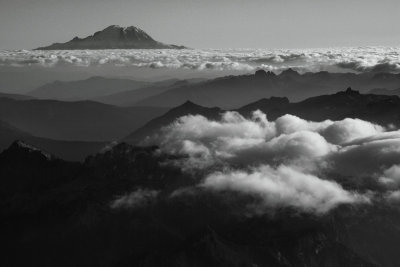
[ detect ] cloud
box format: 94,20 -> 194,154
1,47 -> 399,73
385,190 -> 400,203
379,165 -> 400,186
155,112 -> 389,172
202,165 -> 365,214
146,110 -> 400,214
110,188 -> 159,209
330,138 -> 400,177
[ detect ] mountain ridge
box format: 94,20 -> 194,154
35,25 -> 187,50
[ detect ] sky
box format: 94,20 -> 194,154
0,0 -> 399,50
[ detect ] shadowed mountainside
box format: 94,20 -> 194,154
0,97 -> 168,141
0,120 -> 106,161
125,88 -> 400,144
28,77 -> 181,102
3,141 -> 400,266
35,25 -> 187,50
135,70 -> 400,109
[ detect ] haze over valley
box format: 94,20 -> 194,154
1,1 -> 400,265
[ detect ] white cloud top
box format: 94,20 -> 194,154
148,111 -> 400,214
1,47 -> 399,73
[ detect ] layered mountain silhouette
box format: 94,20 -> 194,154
35,25 -> 187,50
95,78 -> 205,106
0,97 -> 168,141
133,70 -> 400,108
28,76 -> 181,102
125,88 -> 400,144
369,87 -> 400,96
0,92 -> 34,100
28,76 -> 151,100
0,120 -> 106,161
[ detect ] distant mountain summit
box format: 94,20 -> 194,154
35,25 -> 187,50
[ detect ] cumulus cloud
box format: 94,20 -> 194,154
385,190 -> 400,203
202,165 -> 365,214
110,188 -> 159,209
155,112 -> 391,172
379,165 -> 400,186
1,47 -> 399,73
146,110 -> 400,214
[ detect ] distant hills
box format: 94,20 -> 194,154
11,70 -> 400,108
0,120 -> 106,161
125,88 -> 400,144
28,76 -> 151,100
27,77 -> 184,103
134,69 -> 400,108
369,87 -> 400,96
35,25 -> 187,50
0,97 -> 168,141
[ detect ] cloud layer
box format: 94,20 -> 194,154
149,111 -> 400,214
1,47 -> 399,73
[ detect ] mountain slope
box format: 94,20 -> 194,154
28,76 -> 150,100
0,120 -> 106,161
36,25 -> 187,50
95,79 -> 203,106
124,101 -> 222,143
369,88 -> 400,96
0,98 -> 168,141
125,88 -> 400,144
135,70 -> 400,109
0,92 -> 34,100
244,87 -> 400,126
0,141 -> 389,266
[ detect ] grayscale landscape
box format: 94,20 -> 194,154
1,0 -> 400,266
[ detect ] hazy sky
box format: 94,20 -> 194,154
0,0 -> 399,49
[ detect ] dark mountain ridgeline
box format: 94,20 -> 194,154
135,70 -> 400,109
28,76 -> 151,100
0,120 -> 106,161
2,141 -> 400,266
0,97 -> 168,141
369,87 -> 400,96
126,88 -> 400,144
28,77 -> 182,102
35,25 -> 187,50
95,78 -> 206,106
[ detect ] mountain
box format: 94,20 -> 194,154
95,79 -> 205,106
28,76 -> 151,101
0,92 -> 34,100
0,120 -> 106,161
369,88 -> 400,96
0,97 -> 168,141
241,87 -> 400,126
35,25 -> 187,50
135,70 -> 400,109
2,141 -> 398,266
126,88 -> 400,144
28,77 -> 183,102
124,101 -> 222,143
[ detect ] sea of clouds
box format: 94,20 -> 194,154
118,111 -> 400,215
1,46 -> 400,73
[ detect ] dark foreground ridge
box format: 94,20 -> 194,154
35,25 -> 187,50
2,141 -> 396,266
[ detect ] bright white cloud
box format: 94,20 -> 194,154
202,165 -> 365,214
1,47 -> 399,73
147,110 -> 400,213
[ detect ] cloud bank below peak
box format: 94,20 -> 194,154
1,47 -> 400,74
